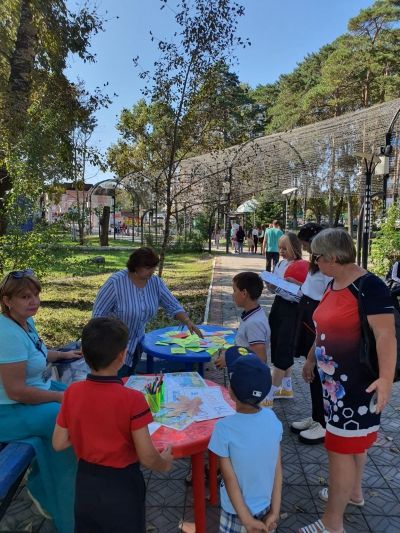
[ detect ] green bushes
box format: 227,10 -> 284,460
370,204 -> 400,276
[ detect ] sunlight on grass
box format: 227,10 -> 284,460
36,251 -> 213,347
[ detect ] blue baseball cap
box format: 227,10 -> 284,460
225,346 -> 271,405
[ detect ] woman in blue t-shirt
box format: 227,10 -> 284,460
0,270 -> 80,533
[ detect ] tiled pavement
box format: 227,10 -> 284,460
1,252 -> 400,532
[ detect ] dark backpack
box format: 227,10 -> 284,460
358,273 -> 400,383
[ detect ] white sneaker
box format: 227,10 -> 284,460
298,422 -> 326,445
290,417 -> 314,434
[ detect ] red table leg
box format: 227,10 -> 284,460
208,451 -> 218,505
191,451 -> 206,533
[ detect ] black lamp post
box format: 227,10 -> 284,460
282,187 -> 298,231
223,170 -> 232,254
355,152 -> 380,269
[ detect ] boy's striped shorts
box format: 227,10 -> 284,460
219,507 -> 271,533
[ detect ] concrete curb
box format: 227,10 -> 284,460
203,257 -> 217,324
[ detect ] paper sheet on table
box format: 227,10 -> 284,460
164,372 -> 207,389
171,347 -> 186,354
153,409 -> 193,431
199,329 -> 234,336
148,422 -> 161,435
260,270 -> 300,295
163,386 -> 235,422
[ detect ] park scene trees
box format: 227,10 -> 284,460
2,3 -> 400,533
1,0 -> 400,326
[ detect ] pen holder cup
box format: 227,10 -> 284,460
146,391 -> 161,413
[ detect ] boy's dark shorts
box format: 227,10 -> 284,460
75,460 -> 145,533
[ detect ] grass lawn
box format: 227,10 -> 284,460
35,250 -> 213,348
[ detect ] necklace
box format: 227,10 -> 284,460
7,315 -> 47,358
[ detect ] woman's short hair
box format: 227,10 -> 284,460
279,232 -> 302,260
0,271 -> 41,314
126,247 -> 159,272
311,228 -> 356,264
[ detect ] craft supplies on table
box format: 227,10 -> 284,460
125,371 -> 235,431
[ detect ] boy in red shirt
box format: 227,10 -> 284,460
53,317 -> 173,533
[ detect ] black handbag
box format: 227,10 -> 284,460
358,273 -> 400,383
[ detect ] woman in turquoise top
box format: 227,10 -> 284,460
0,270 -> 80,533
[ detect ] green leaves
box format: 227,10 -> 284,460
371,203 -> 400,275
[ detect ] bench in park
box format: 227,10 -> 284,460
0,441 -> 35,521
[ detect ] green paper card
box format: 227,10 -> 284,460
172,339 -> 187,347
155,341 -> 169,346
206,348 -> 219,355
171,347 -> 186,354
188,347 -> 204,352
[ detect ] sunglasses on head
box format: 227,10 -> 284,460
8,269 -> 34,279
1,269 -> 35,293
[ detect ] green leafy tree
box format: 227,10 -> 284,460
371,203 -> 400,275
109,0 -> 249,275
0,0 -> 104,234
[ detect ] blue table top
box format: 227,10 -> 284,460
142,324 -> 236,363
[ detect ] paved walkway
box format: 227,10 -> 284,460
1,252 -> 400,532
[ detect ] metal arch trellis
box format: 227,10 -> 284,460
88,172 -> 153,242
178,98 -> 400,221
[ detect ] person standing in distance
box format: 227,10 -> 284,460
264,221 -> 283,272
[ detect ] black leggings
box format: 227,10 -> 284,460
269,295 -> 298,371
75,460 -> 145,533
294,295 -> 325,428
253,235 -> 258,253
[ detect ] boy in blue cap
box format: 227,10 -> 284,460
209,347 -> 282,533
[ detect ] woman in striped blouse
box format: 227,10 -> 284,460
92,247 -> 202,376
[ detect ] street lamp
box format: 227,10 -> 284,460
354,152 -> 380,269
282,187 -> 298,231
223,172 -> 232,253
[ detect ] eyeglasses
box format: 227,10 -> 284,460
313,254 -> 323,264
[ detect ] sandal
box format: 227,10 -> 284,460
297,519 -> 346,533
318,487 -> 365,507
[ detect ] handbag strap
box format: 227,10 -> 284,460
357,273 -> 375,340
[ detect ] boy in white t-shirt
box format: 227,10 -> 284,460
215,272 -> 270,368
209,347 -> 282,533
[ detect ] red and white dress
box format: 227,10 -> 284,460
313,273 -> 394,454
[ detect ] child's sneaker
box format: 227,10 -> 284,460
298,422 -> 325,445
290,417 -> 314,434
274,388 -> 294,399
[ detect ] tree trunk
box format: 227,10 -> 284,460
0,166 -> 12,235
334,196 -> 343,227
346,178 -> 353,238
158,204 -> 171,277
1,0 -> 37,236
7,0 -> 37,135
99,206 -> 110,246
